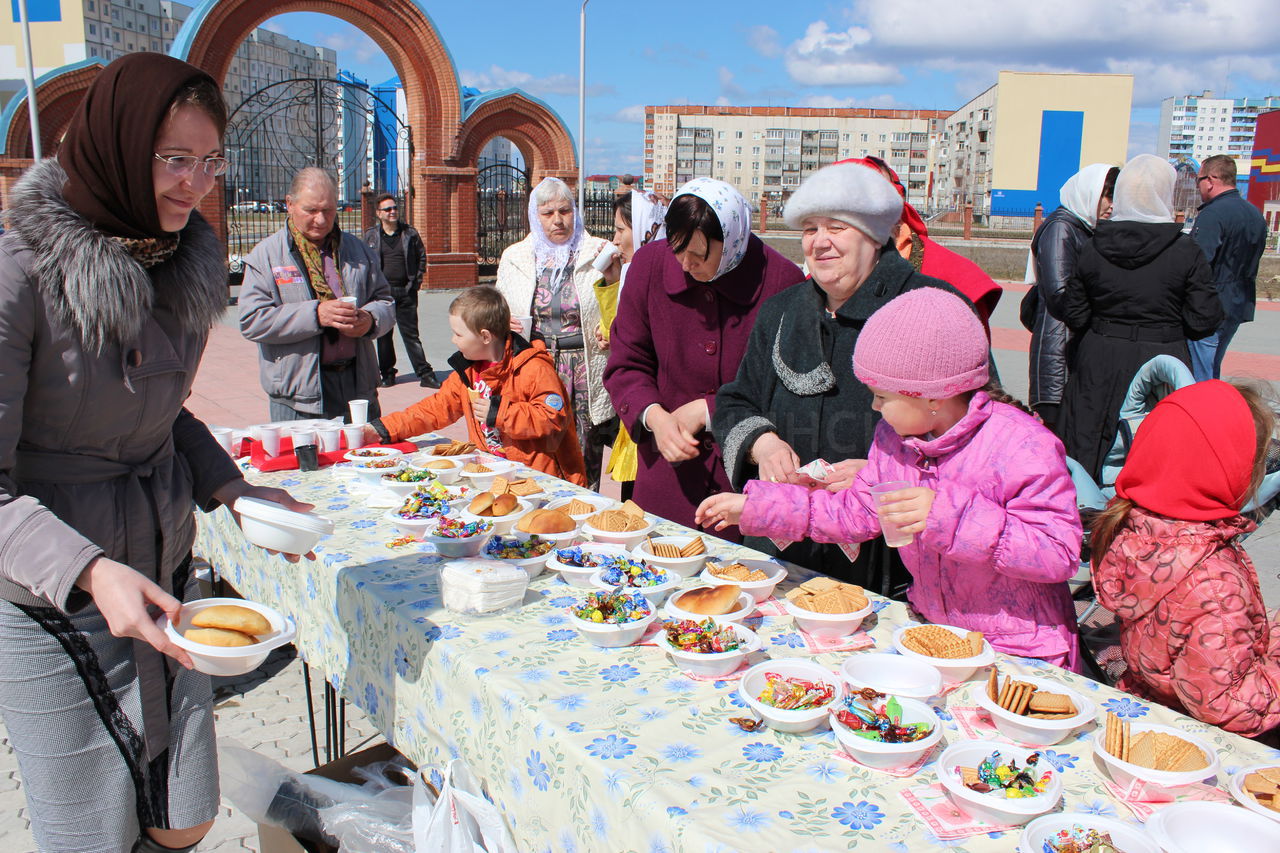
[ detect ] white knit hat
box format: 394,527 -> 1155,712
782,161 -> 904,243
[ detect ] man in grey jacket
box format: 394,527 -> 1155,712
240,167 -> 396,420
1188,154 -> 1268,381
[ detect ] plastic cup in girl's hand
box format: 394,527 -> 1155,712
871,481 -> 913,547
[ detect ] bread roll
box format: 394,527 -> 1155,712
517,508 -> 575,534
190,604 -> 271,636
492,493 -> 518,516
674,584 -> 741,615
468,493 -> 495,516
184,627 -> 258,647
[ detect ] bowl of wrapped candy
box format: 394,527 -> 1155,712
384,488 -> 458,539
353,456 -> 406,487
1020,815 -> 1160,853
566,590 -> 656,647
738,659 -> 842,734
829,688 -> 941,770
938,741 -> 1062,826
483,534 -> 555,579
378,466 -> 438,498
421,517 -> 493,558
547,543 -> 630,588
589,559 -> 680,607
657,619 -> 761,678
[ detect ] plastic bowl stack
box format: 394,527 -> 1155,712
440,559 -> 530,616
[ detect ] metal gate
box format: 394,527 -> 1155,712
476,163 -> 530,273
223,77 -> 412,260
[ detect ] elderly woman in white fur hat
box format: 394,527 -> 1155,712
713,160 -> 969,597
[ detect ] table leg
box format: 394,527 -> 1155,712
302,661 -> 321,769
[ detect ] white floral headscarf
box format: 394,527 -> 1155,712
672,177 -> 751,280
1112,154 -> 1176,224
629,189 -> 667,256
527,177 -> 584,278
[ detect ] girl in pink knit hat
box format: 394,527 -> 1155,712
697,288 -> 1084,670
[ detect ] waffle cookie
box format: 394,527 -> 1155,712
784,577 -> 868,614
462,462 -> 492,473
1243,767 -> 1280,812
588,509 -> 649,532
431,440 -> 476,456
706,561 -> 769,582
901,625 -> 975,659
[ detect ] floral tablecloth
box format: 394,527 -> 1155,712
194,441 -> 1280,853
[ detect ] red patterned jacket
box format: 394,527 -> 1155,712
1094,507 -> 1280,737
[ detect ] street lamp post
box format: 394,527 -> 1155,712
16,0 -> 41,160
578,0 -> 590,212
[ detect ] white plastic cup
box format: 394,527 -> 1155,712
591,241 -> 620,272
870,480 -> 913,547
339,295 -> 357,306
342,424 -> 366,451
348,399 -> 369,426
209,427 -> 234,455
316,426 -> 342,453
257,425 -> 282,458
290,427 -> 315,448
513,315 -> 533,339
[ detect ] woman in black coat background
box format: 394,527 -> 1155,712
1058,155 -> 1223,480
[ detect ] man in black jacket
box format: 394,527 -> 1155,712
1188,154 -> 1267,381
363,193 -> 439,388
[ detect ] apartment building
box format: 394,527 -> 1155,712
1158,91 -> 1280,188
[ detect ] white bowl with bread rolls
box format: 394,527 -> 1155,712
161,598 -> 296,676
663,584 -> 755,625
633,535 -> 713,578
409,456 -> 463,484
456,493 -> 531,534
697,558 -> 787,601
974,673 -> 1095,746
514,507 -> 582,546
738,658 -> 843,734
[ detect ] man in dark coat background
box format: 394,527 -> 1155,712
363,192 -> 438,388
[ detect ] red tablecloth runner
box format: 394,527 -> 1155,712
246,436 -> 417,472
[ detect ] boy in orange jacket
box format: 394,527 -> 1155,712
364,286 -> 588,485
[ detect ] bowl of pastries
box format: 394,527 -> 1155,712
1229,764 -> 1280,823
456,457 -> 519,491
580,500 -> 657,549
162,599 -> 296,676
514,507 -> 580,546
544,494 -> 617,522
1093,712 -> 1219,791
974,669 -> 1095,746
891,623 -> 995,683
663,584 -> 754,625
781,578 -> 873,638
634,534 -> 712,578
456,492 -> 531,534
409,455 -> 464,484
697,558 -> 786,601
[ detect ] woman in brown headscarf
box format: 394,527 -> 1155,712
0,54 -> 309,853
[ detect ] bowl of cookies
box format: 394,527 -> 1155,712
409,456 -> 463,484
840,653 -> 943,701
657,619 -> 762,678
891,623 -> 994,683
514,507 -> 581,546
1093,713 -> 1219,791
634,535 -> 712,578
781,578 -> 873,638
1145,801 -> 1280,853
1020,814 -> 1160,853
738,658 -> 843,734
457,492 -> 531,534
697,558 -> 786,601
547,543 -> 631,588
664,584 -> 755,625
566,590 -> 656,647
580,501 -> 657,549
457,458 -> 519,491
1229,764 -> 1280,823
482,534 -> 556,579
975,670 -> 1095,746
162,598 -> 296,676
544,494 -> 617,523
938,740 -> 1063,826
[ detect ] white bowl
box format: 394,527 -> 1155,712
830,696 -> 942,770
664,588 -> 755,625
482,534 -> 555,579
421,523 -> 493,558
938,739 -> 1063,827
544,494 -> 618,523
512,524 -> 581,548
890,623 -> 995,683
547,543 -> 630,588
632,535 -> 713,578
840,653 -> 943,701
233,497 -> 334,554
657,621 -> 762,678
1020,813 -> 1159,853
457,459 -> 519,491
1228,764 -> 1280,823
345,447 -> 404,465
457,497 -> 532,535
162,597 -> 296,676
580,513 -> 658,549
354,459 -> 406,487
696,558 -> 787,600
377,477 -> 430,499
383,509 -> 446,540
1092,722 -> 1219,791
410,456 -> 462,484
973,674 -> 1095,746
782,594 -> 874,638
1145,801 -> 1280,852
589,564 -> 680,608
566,607 -> 656,648
737,658 -> 843,734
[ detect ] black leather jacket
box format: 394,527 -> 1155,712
1025,207 -> 1091,408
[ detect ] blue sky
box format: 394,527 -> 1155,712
263,1 -> 1280,174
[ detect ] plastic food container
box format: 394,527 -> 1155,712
580,513 -> 658,549
890,623 -> 995,683
830,696 -> 941,770
543,494 -> 617,523
546,543 -> 630,588
161,597 -> 296,676
664,588 -> 755,625
345,447 -> 404,465
632,535 -> 713,578
566,608 -> 656,648
839,653 -> 943,701
353,459 -> 406,487
410,456 -> 462,484
383,509 -> 445,540
696,558 -> 787,600
657,621 -> 761,678
737,658 -> 843,734
1091,722 -> 1219,791
1020,813 -> 1159,853
421,522 -> 493,558
1145,801 -> 1280,852
233,497 -> 334,554
937,739 -> 1063,827
973,674 -> 1095,746
456,458 -> 519,491
783,594 -> 874,638
439,558 -> 529,616
482,535 -> 555,579
457,497 -> 532,535
589,564 -> 680,608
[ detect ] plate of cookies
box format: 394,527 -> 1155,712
695,556 -> 785,596
456,458 -> 518,491
1093,712 -> 1219,790
1228,764 -> 1280,823
891,623 -> 994,683
636,534 -> 714,578
162,598 -> 295,676
781,577 -> 873,638
580,500 -> 657,548
974,670 -> 1095,745
544,494 -> 617,522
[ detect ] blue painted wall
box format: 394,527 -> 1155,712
991,110 -> 1084,216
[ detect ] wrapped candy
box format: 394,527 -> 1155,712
431,517 -> 490,539
553,547 -> 638,569
484,535 -> 553,559
598,560 -> 670,588
832,689 -> 933,743
571,591 -> 651,624
960,750 -> 1052,798
383,468 -> 436,483
662,618 -> 742,653
1043,825 -> 1123,853
756,673 -> 835,711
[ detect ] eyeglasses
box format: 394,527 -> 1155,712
378,205 -> 397,213
1196,175 -> 1212,184
153,153 -> 229,177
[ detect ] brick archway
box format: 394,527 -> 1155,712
1,60 -> 105,159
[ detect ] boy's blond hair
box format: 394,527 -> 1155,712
449,285 -> 511,339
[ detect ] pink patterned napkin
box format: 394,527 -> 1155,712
899,782 -> 1023,839
636,623 -> 665,646
755,598 -> 786,617
683,663 -> 750,682
799,629 -> 874,654
833,746 -> 936,778
948,705 -> 1040,745
1101,778 -> 1230,820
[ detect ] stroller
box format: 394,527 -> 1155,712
1066,356 -> 1280,683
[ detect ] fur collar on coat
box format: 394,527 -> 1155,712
6,158 -> 226,352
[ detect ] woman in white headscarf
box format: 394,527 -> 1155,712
495,177 -> 613,488
1023,163 -> 1119,433
603,178 -> 803,531
1059,154 -> 1224,479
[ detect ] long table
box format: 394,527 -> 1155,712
194,440 -> 1276,852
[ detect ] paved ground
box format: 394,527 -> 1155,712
4,272 -> 1280,851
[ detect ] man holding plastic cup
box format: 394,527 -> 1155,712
240,167 -> 395,421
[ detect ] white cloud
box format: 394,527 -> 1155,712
799,93 -> 898,109
784,22 -> 902,86
461,65 -> 614,98
319,30 -> 382,66
609,105 -> 647,123
746,25 -> 782,59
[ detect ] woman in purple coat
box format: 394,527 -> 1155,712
603,178 -> 804,534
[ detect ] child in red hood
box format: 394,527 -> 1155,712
367,286 -> 588,486
1091,380 -> 1280,737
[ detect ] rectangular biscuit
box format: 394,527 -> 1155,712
1013,683 -> 1034,716
966,631 -> 985,657
1028,692 -> 1076,715
986,669 -> 999,702
678,536 -> 706,557
800,576 -> 841,594
996,676 -> 1014,710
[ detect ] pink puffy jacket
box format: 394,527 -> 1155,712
1094,507 -> 1280,737
741,392 -> 1082,669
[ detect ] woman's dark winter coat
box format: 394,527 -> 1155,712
1026,207 -> 1092,421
